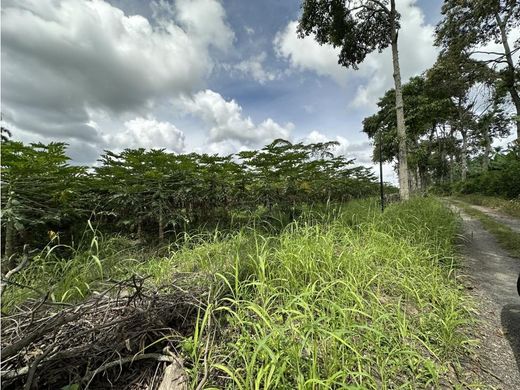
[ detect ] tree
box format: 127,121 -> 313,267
298,0 -> 410,199
1,141 -> 87,263
436,0 -> 520,142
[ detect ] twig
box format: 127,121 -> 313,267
2,310 -> 85,359
1,365 -> 30,380
24,342 -> 58,390
1,245 -> 30,298
82,353 -> 175,385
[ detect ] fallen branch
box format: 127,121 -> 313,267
24,341 -> 58,390
83,353 -> 175,385
1,245 -> 30,299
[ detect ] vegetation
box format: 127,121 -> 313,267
2,0 -> 519,387
298,0 -> 411,200
1,138 -> 385,261
2,197 -> 478,388
354,0 -> 519,200
436,0 -> 520,141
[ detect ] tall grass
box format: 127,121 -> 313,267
200,198 -> 471,389
2,198 -> 475,388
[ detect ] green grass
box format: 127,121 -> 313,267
455,194 -> 520,219
2,198 -> 478,388
199,198 -> 474,389
453,200 -> 520,259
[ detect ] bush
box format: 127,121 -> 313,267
455,147 -> 520,199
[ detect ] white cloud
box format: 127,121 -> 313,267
274,21 -> 346,85
303,130 -> 373,165
274,0 -> 438,108
173,0 -> 235,52
197,139 -> 251,156
103,117 -> 185,152
1,0 -> 234,150
179,89 -> 294,146
302,130 -> 399,183
233,52 -> 279,84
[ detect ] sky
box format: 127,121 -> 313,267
2,0 -> 448,182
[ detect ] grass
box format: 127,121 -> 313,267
455,194 -> 520,219
2,197 -> 477,388
201,198 -> 474,389
453,200 -> 520,259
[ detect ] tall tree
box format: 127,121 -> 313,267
436,0 -> 520,142
298,0 -> 411,200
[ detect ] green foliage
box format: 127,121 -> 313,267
1,141 -> 89,258
455,146 -> 520,198
1,139 -> 383,255
297,0 -> 394,69
2,198 -> 476,388
207,197 -> 472,388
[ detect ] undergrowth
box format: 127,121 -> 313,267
2,198 -> 476,388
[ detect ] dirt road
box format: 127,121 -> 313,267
450,203 -> 520,388
466,204 -> 520,233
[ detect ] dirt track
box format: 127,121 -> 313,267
466,204 -> 520,233
450,203 -> 520,388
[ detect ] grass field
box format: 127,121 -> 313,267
3,197 -> 477,388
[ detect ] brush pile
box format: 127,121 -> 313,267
1,274 -> 213,389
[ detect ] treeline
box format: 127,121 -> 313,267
1,138 -> 383,259
298,0 -> 519,200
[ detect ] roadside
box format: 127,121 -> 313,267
448,202 -> 520,388
465,204 -> 520,234
454,195 -> 520,220
452,199 -> 520,259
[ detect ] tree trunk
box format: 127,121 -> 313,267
4,220 -> 15,264
448,154 -> 454,184
158,205 -> 164,242
416,166 -> 422,194
461,129 -> 468,181
496,13 -> 520,142
3,193 -> 16,265
483,126 -> 492,171
390,0 -> 410,200
137,216 -> 143,242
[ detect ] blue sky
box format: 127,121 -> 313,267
2,0 -> 445,181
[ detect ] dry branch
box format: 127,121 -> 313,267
0,273 -> 214,389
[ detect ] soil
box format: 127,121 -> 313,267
450,203 -> 520,389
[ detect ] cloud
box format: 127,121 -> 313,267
274,0 -> 438,108
172,0 -> 235,52
274,21 -> 346,85
303,130 -> 373,165
1,0 -> 233,150
103,117 -> 185,152
232,52 -> 279,84
351,0 -> 438,108
179,89 -> 294,147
